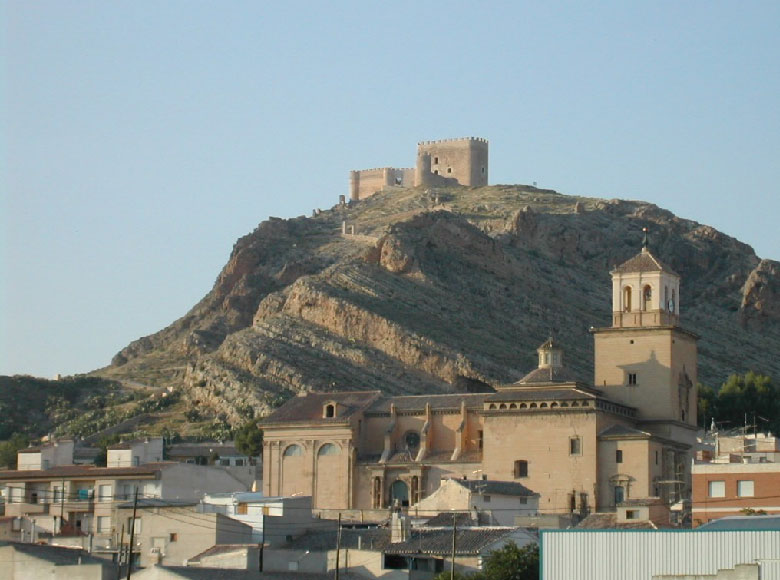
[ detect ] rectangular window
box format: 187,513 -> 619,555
133,456 -> 140,466
614,486 -> 625,504
483,495 -> 491,503
433,157 -> 439,165
737,480 -> 754,497
627,373 -> 637,385
616,450 -> 623,463
128,517 -> 142,534
237,503 -> 248,515
708,480 -> 726,498
219,459 -> 231,466
514,460 -> 528,478
97,516 -> 111,533
570,437 -> 582,455
625,509 -> 638,520
169,533 -> 178,542
655,450 -> 659,465
478,430 -> 484,451
98,484 -> 112,502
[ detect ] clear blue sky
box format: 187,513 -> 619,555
2,1 -> 778,378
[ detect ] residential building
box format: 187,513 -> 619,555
0,442 -> 250,551
199,493 -> 328,545
261,242 -> 698,520
692,460 -> 780,526
106,437 -> 164,467
0,540 -> 118,580
114,499 -> 254,569
412,478 -> 539,526
263,512 -> 536,579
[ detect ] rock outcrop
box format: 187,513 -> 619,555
96,185 -> 780,425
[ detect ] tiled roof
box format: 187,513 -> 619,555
284,527 -> 391,552
612,250 -> 678,276
262,391 -> 381,424
0,462 -> 177,481
514,365 -> 580,385
598,424 -> 651,438
452,479 -> 538,497
575,513 -> 656,530
0,541 -> 112,566
487,387 -> 599,403
385,528 -> 521,556
366,393 -> 490,414
424,512 -> 490,527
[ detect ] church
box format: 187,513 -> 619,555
260,240 -> 699,520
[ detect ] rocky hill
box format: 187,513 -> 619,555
96,185 -> 780,426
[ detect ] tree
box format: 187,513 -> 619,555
431,542 -> 539,580
235,420 -> 263,459
481,542 -> 539,580
0,433 -> 30,469
699,372 -> 779,435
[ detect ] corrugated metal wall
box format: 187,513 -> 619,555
541,530 -> 780,580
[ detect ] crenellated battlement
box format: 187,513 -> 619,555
349,137 -> 489,201
350,167 -> 414,173
417,136 -> 489,146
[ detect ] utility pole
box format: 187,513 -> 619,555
450,513 -> 457,580
126,487 -> 139,580
334,512 -> 342,580
259,513 -> 264,572
116,524 -> 125,580
59,478 -> 66,535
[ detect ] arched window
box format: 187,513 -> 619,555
324,404 -> 335,418
283,444 -> 303,457
540,402 -> 548,408
623,286 -> 633,312
670,289 -> 676,313
404,431 -> 420,451
643,285 -> 652,311
318,443 -> 339,456
499,403 -> 507,409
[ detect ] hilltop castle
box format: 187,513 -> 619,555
349,137 -> 489,201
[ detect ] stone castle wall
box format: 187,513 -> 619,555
349,137 -> 489,200
349,167 -> 415,201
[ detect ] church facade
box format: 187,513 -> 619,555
260,243 -> 698,519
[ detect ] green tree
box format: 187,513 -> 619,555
700,372 -> 779,434
432,542 -> 539,580
0,433 -> 30,469
235,420 -> 263,459
481,542 -> 539,580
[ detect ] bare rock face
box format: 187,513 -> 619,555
740,259 -> 780,329
98,184 -> 780,428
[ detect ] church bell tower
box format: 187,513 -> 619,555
592,230 -> 698,434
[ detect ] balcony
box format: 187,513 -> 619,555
5,502 -> 50,517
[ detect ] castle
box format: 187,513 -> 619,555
261,240 -> 698,522
349,137 -> 489,201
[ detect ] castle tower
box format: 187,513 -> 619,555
592,231 -> 698,432
414,137 -> 488,187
